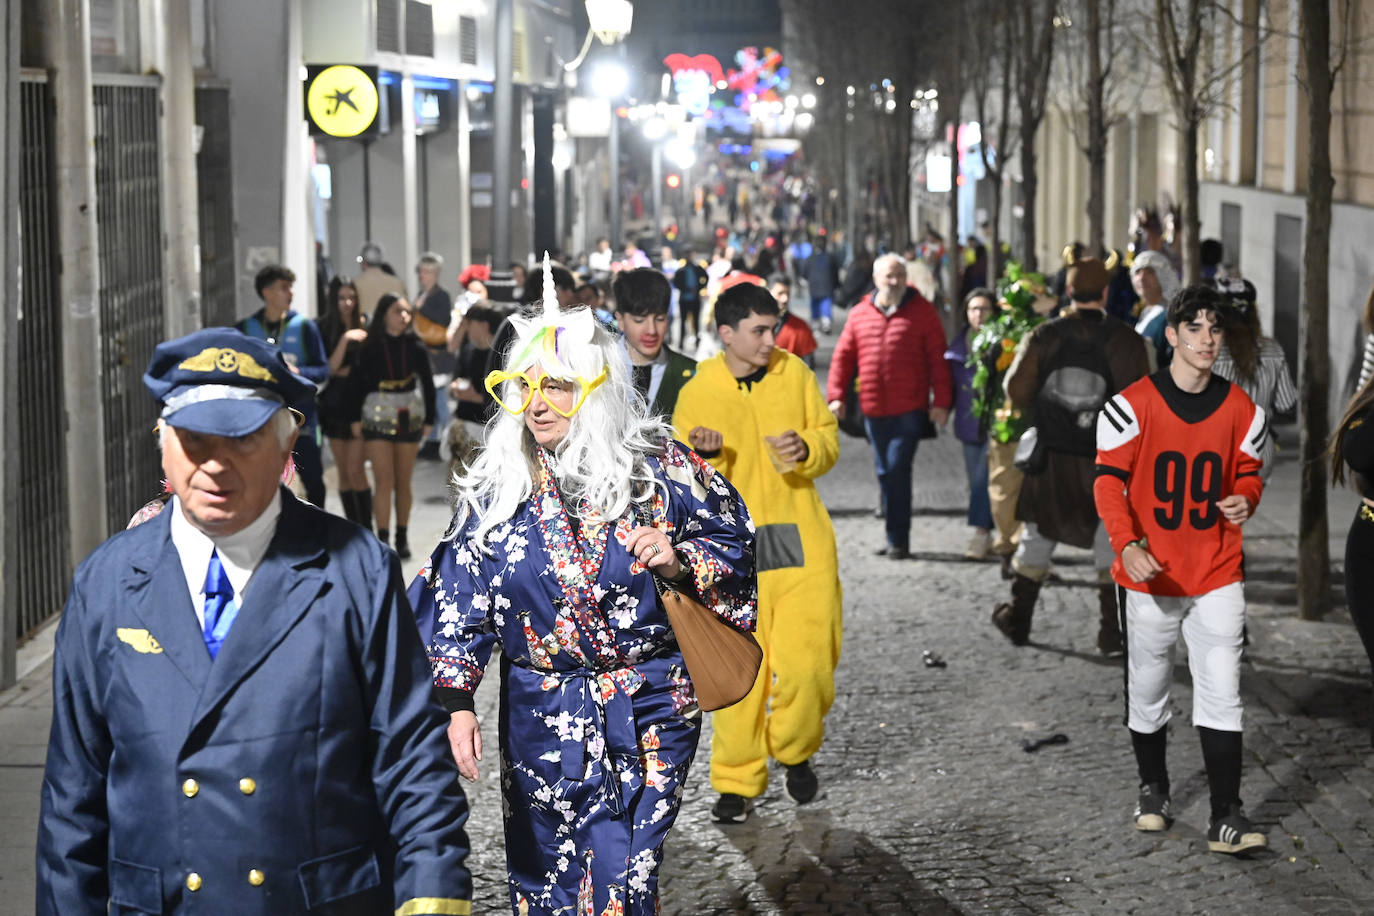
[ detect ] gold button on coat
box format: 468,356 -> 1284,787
248,869 -> 265,886
238,777 -> 256,795
182,778 -> 199,798
186,873 -> 202,892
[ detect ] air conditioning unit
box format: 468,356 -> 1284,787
299,0 -> 503,82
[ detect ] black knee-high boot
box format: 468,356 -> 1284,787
992,574 -> 1041,646
355,490 -> 373,533
395,526 -> 411,560
338,490 -> 358,524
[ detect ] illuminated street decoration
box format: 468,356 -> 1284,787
661,46 -> 797,137
725,46 -> 789,113
664,53 -> 724,116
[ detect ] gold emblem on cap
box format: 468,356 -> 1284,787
117,628 -> 164,654
179,347 -> 274,382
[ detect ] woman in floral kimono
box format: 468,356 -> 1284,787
410,269 -> 757,916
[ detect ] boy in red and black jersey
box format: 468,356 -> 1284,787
1093,285 -> 1269,855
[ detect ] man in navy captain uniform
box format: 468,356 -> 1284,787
36,328 -> 473,915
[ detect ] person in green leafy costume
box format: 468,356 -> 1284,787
967,262 -> 1051,575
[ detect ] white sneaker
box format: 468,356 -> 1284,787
964,529 -> 992,560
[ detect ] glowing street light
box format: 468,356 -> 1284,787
642,117 -> 670,141
664,138 -> 697,170
590,60 -> 629,99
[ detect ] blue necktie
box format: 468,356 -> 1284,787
202,549 -> 239,659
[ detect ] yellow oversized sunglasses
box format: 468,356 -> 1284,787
484,366 -> 609,418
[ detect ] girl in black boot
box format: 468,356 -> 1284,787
352,294 -> 435,560
318,276 -> 373,531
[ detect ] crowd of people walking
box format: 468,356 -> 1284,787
34,175 -> 1374,914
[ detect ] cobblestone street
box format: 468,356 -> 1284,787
443,334 -> 1374,914
3,329 -> 1373,915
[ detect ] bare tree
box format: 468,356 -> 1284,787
1296,0 -> 1356,620
932,7 -> 971,297
782,0 -> 939,250
1054,0 -> 1145,256
1153,0 -> 1267,283
1014,0 -> 1058,273
971,0 -> 1021,283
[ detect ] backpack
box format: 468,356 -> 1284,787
1034,316 -> 1117,456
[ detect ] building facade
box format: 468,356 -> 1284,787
0,0 -> 582,686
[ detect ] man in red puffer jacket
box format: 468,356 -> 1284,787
827,254 -> 953,558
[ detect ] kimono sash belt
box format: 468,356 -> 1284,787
525,659 -> 648,818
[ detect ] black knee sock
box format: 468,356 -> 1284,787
1130,727 -> 1169,792
1197,726 -> 1243,819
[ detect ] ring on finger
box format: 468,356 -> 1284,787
649,543 -> 660,557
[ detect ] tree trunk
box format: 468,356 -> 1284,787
1087,141 -> 1107,258
1298,0 -> 1332,620
988,175 -> 1004,285
947,133 -> 961,299
1180,117 -> 1201,284
1084,0 -> 1107,256
1019,124 -> 1040,273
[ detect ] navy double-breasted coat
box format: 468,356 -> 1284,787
36,489 -> 473,915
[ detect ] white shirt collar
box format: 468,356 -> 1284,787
168,490 -> 283,626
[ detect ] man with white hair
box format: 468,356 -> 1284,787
37,328 -> 473,915
826,253 -> 953,559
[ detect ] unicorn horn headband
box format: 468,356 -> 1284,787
507,252 -> 597,369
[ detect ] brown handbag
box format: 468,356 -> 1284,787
412,310 -> 449,348
653,575 -> 762,712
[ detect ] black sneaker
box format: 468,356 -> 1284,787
1134,783 -> 1172,832
1207,805 -> 1267,854
711,793 -> 750,824
785,760 -> 819,804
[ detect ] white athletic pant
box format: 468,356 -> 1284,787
1011,520 -> 1115,582
1124,582 -> 1246,733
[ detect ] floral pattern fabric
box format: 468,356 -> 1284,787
410,438 -> 756,916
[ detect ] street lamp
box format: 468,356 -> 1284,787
565,0 -> 635,73
562,1 -> 634,251
494,0 -> 634,270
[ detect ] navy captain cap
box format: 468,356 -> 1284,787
143,328 -> 317,437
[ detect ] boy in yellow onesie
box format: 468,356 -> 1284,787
673,278 -> 843,823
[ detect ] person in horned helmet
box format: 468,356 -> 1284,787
409,255 -> 758,916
